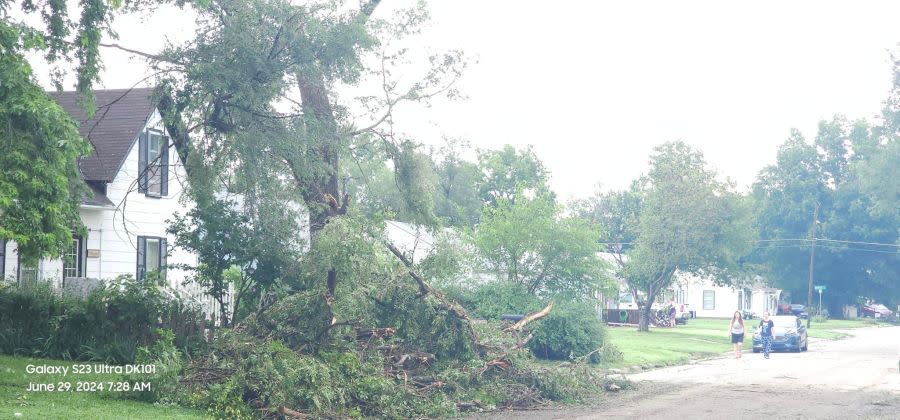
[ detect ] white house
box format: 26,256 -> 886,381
599,254 -> 781,319
0,88 -> 220,317
671,273 -> 781,319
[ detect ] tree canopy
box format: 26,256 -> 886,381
587,142 -> 754,331
0,13 -> 92,263
752,115 -> 900,311
475,193 -> 610,298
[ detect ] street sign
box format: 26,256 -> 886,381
814,285 -> 827,292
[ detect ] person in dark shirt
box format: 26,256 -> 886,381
759,312 -> 775,359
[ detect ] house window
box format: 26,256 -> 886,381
0,239 -> 5,281
17,254 -> 39,286
63,235 -> 86,279
136,236 -> 167,282
138,129 -> 169,197
675,289 -> 685,304
703,290 -> 715,310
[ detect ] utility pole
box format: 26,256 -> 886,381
806,203 -> 819,329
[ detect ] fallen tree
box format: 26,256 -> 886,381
120,216 -> 633,418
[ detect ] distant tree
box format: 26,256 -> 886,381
432,139 -> 484,228
474,193 -> 610,298
477,145 -> 552,206
752,117 -> 900,312
596,142 -> 754,331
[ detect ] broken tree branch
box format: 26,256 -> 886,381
384,241 -> 485,353
477,333 -> 535,375
276,405 -> 308,419
504,301 -> 553,332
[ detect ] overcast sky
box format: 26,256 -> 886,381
29,0 -> 900,201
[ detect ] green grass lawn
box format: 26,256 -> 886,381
805,318 -> 883,340
0,355 -> 204,420
603,317 -> 880,369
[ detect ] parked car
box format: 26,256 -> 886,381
862,303 -> 894,318
790,304 -> 809,319
752,315 -> 808,353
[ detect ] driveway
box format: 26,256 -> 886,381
477,325 -> 900,419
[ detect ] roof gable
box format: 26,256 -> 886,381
51,88 -> 157,182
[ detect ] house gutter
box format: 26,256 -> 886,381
79,204 -> 115,211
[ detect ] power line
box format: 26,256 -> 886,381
752,244 -> 899,254
812,244 -> 899,254
816,238 -> 900,248
599,238 -> 900,248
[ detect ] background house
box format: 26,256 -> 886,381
670,273 -> 780,319
0,88 -> 221,318
598,253 -> 781,319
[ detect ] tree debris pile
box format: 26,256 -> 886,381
129,216 -> 621,418
169,316 -> 624,418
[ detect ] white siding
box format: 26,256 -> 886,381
675,273 -> 742,318
3,109 -> 218,315
96,110 -> 195,287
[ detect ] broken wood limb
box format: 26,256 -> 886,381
504,301 -> 554,332
315,318 -> 362,341
477,333 -> 535,375
276,405 -> 308,418
356,327 -> 395,340
385,242 -> 430,296
556,346 -> 603,368
384,241 -> 486,354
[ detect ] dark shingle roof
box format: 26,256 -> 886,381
51,88 -> 157,182
82,183 -> 115,208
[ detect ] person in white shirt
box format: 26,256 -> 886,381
729,311 -> 745,359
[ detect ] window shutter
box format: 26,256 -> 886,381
138,131 -> 148,193
160,136 -> 170,196
159,238 -> 168,283
0,240 -> 5,279
79,236 -> 87,278
136,236 -> 146,281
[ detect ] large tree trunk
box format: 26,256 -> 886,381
637,286 -> 657,332
291,1 -> 383,337
638,302 -> 652,332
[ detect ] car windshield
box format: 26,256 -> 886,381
771,316 -> 797,327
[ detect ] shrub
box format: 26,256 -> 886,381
464,282 -> 543,320
812,314 -> 827,323
0,276 -> 206,363
527,302 -> 606,363
598,342 -> 624,364
125,329 -> 185,404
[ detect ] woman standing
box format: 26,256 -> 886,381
669,301 -> 677,327
729,311 -> 745,358
759,312 -> 775,359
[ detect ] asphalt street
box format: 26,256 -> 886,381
479,325 -> 900,419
